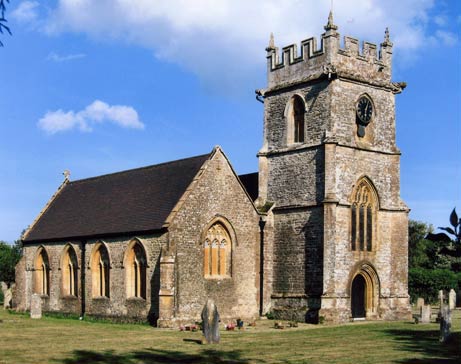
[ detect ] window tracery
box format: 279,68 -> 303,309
351,179 -> 377,251
203,222 -> 231,278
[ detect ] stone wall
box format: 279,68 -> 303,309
259,21 -> 410,323
20,233 -> 165,322
168,149 -> 261,324
13,256 -> 26,310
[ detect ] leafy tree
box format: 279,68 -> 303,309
0,240 -> 21,284
408,268 -> 458,303
426,208 -> 461,272
0,0 -> 11,47
408,214 -> 461,303
408,220 -> 451,270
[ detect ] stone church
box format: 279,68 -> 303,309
15,14 -> 412,325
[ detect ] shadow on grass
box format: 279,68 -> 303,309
57,348 -> 260,364
384,327 -> 460,364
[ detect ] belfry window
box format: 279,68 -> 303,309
125,242 -> 147,299
91,243 -> 110,298
287,95 -> 305,144
61,245 -> 78,297
203,222 -> 231,278
34,247 -> 50,296
351,179 -> 377,251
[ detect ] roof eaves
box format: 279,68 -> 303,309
162,149 -> 214,228
22,227 -> 168,245
22,177 -> 70,242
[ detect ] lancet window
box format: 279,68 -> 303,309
125,241 -> 147,299
61,245 -> 78,296
287,95 -> 305,144
34,247 -> 50,295
91,243 -> 110,297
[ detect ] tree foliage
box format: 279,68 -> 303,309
0,0 -> 11,47
409,268 -> 460,303
0,240 -> 21,284
408,209 -> 461,303
426,208 -> 461,270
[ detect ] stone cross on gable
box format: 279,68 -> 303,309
63,170 -> 71,181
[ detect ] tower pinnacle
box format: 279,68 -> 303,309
266,32 -> 275,51
381,27 -> 393,47
324,10 -> 338,31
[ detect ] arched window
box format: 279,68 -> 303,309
91,243 -> 110,298
351,178 -> 378,251
286,95 -> 305,144
125,241 -> 147,299
34,247 -> 50,296
203,222 -> 231,278
61,245 -> 78,297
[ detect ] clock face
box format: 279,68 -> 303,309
356,96 -> 373,124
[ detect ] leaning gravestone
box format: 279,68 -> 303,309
420,304 -> 431,324
201,299 -> 220,344
416,297 -> 424,309
448,289 -> 456,310
439,306 -> 451,343
31,294 -> 42,319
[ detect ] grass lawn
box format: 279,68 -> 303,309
0,309 -> 459,364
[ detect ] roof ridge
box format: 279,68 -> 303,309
69,152 -> 211,185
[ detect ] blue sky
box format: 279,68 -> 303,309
0,0 -> 459,243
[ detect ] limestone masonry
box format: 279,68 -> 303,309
15,13 -> 411,325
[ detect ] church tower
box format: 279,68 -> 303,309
258,13 -> 411,322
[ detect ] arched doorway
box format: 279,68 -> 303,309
351,274 -> 366,318
350,263 -> 380,320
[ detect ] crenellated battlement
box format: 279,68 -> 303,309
266,12 -> 393,90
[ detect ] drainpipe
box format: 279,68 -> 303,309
80,240 -> 86,318
259,217 -> 266,316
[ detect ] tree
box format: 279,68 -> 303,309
0,240 -> 21,284
0,0 -> 11,47
408,220 -> 451,270
408,216 -> 461,303
426,208 -> 461,272
427,208 -> 461,244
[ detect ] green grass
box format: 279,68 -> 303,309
0,309 -> 459,363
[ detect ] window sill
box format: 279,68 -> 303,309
204,275 -> 232,280
92,296 -> 110,301
126,297 -> 146,302
61,295 -> 78,300
33,294 -> 49,298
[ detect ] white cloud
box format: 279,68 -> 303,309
40,0 -> 449,92
435,30 -> 458,46
46,52 -> 86,62
38,100 -> 144,135
11,1 -> 39,23
434,15 -> 447,26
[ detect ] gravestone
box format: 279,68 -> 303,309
448,289 -> 456,310
420,304 -> 431,324
439,290 -> 444,309
1,282 -> 14,309
416,297 -> 424,309
31,294 -> 42,319
201,299 -> 220,344
439,306 -> 451,343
